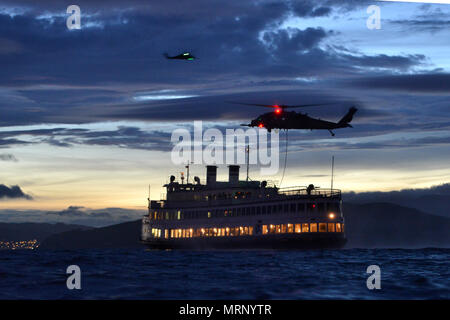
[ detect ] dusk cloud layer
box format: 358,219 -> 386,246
0,185 -> 32,200
0,0 -> 449,211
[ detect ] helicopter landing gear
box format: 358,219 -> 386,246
328,129 -> 335,137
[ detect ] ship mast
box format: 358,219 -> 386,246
246,145 -> 250,182
331,155 -> 334,192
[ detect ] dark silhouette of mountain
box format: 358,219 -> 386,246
344,183 -> 450,217
39,220 -> 143,250
344,203 -> 450,248
0,222 -> 92,241
38,202 -> 450,250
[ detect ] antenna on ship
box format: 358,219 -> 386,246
331,155 -> 335,192
246,145 -> 250,182
185,161 -> 193,184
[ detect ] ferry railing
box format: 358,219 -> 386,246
149,187 -> 341,210
278,187 -> 341,198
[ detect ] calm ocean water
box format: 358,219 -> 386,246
0,248 -> 448,299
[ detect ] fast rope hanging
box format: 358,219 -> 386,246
278,129 -> 289,188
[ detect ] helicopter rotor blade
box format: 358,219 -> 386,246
227,101 -> 334,109
227,101 -> 276,108
280,103 -> 335,109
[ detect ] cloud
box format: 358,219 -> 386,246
348,73 -> 450,93
0,153 -> 18,161
0,0 -> 435,131
0,184 -> 32,200
46,205 -> 86,217
388,6 -> 450,33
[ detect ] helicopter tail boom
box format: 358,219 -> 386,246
337,107 -> 357,127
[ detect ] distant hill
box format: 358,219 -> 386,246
39,220 -> 143,250
38,202 -> 450,250
0,222 -> 92,242
344,202 -> 450,248
344,184 -> 450,217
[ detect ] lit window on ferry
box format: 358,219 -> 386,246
295,224 -> 301,233
207,211 -> 211,218
310,223 -> 317,232
276,225 -> 281,233
336,223 -> 341,232
319,223 -> 327,232
165,230 -> 169,239
249,226 -> 254,235
302,223 -> 309,232
328,223 -> 335,232
287,224 -> 294,233
235,227 -> 240,235
225,227 -> 230,236
281,224 -> 287,233
269,224 -> 275,234
262,225 -> 268,234
177,210 -> 181,220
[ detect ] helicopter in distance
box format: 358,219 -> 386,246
229,102 -> 358,136
164,52 -> 195,61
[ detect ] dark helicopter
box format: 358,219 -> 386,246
164,52 -> 195,61
230,102 -> 357,136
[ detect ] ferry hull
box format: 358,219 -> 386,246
141,233 -> 347,250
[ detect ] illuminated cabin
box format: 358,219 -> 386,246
141,165 -> 346,249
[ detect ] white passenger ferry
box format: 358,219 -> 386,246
141,165 -> 346,249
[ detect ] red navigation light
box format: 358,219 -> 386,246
258,123 -> 264,128
275,108 -> 281,114
312,204 -> 316,208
